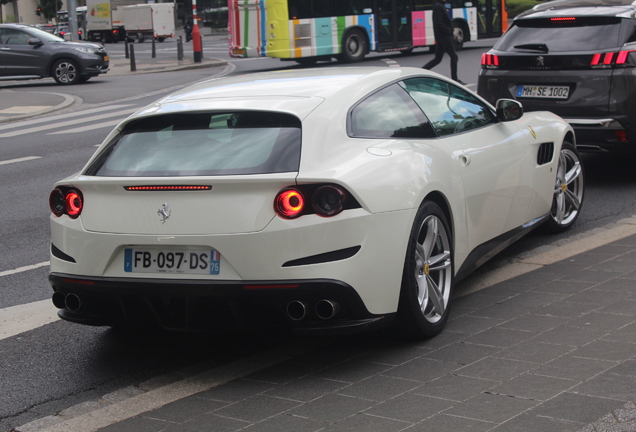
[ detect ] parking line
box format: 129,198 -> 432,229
0,156 -> 41,166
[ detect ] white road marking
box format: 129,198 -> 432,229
0,261 -> 49,277
0,107 -> 140,138
0,300 -> 59,341
48,119 -> 123,134
0,106 -> 52,114
0,156 -> 41,166
0,104 -> 135,132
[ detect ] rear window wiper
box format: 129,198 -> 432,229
513,43 -> 549,52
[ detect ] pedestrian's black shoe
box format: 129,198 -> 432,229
456,79 -> 467,85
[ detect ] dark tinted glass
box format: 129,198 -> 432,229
494,17 -> 622,52
350,84 -> 437,139
85,112 -> 302,177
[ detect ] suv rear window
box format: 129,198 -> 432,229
494,16 -> 623,52
85,112 -> 302,177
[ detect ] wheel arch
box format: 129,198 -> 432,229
422,190 -> 455,247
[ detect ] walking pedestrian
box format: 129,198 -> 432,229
422,0 -> 466,85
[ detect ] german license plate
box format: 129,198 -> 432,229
517,85 -> 569,99
124,249 -> 220,275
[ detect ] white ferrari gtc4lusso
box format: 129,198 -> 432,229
48,67 -> 584,339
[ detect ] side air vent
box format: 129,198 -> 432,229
537,142 -> 554,165
294,24 -> 312,47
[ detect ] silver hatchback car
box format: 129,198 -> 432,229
0,23 -> 109,84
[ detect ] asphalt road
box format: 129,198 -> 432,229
1,35 -> 635,432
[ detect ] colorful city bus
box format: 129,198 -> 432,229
228,0 -> 507,63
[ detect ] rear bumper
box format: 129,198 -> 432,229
49,273 -> 394,334
478,69 -> 636,153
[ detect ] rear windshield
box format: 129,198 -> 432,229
495,17 -> 623,52
85,111 -> 302,177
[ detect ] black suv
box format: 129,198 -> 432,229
478,0 -> 636,153
0,24 -> 109,85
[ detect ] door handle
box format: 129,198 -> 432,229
0,47 -> 11,50
460,154 -> 471,166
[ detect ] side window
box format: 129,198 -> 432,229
1,29 -> 29,45
350,83 -> 437,139
401,77 -> 496,136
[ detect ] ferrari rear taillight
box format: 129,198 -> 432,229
50,187 -> 83,219
275,189 -> 305,219
481,53 -> 499,68
274,184 -> 360,219
590,50 -> 636,66
312,185 -> 346,217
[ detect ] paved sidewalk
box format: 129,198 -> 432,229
19,222 -> 636,432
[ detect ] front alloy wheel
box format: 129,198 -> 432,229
396,201 -> 453,339
548,141 -> 584,232
52,59 -> 80,85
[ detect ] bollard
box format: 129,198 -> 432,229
151,37 -> 156,59
125,40 -> 129,59
177,36 -> 183,61
129,43 -> 136,72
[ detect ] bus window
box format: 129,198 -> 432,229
289,0 -> 331,19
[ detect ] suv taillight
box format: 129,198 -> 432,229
481,53 -> 499,68
591,50 -> 636,67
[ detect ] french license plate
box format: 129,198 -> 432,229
517,85 -> 569,99
124,249 -> 220,275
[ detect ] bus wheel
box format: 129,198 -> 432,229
338,29 -> 367,63
452,21 -> 465,50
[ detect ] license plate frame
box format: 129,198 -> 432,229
516,85 -> 570,99
124,248 -> 220,275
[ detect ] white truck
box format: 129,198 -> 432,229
85,0 -> 126,42
123,3 -> 175,43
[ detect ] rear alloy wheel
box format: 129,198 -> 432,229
52,59 -> 80,85
396,201 -> 453,339
548,141 -> 584,232
338,29 -> 367,63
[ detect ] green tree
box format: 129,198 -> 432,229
37,0 -> 62,22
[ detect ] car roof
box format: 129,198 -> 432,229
517,0 -> 636,18
131,67 -> 445,120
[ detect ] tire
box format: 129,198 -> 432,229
52,59 -> 81,85
338,29 -> 367,63
137,33 -> 145,43
452,21 -> 465,51
547,141 -> 584,232
395,200 -> 454,339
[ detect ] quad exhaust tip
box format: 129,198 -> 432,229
52,292 -> 82,312
286,300 -> 307,321
286,299 -> 341,321
315,299 -> 340,320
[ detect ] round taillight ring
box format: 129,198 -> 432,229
275,188 -> 305,219
312,185 -> 346,217
49,188 -> 66,217
65,189 -> 83,218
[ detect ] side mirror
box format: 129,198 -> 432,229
28,38 -> 43,46
496,99 -> 523,122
